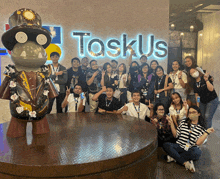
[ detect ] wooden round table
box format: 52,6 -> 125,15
0,113 -> 158,179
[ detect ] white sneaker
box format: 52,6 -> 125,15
203,137 -> 208,144
167,155 -> 176,163
185,161 -> 196,173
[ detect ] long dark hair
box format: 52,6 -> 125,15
155,65 -> 165,77
169,92 -> 183,109
117,63 -> 126,75
140,62 -> 150,76
184,56 -> 197,73
149,60 -> 159,74
129,61 -> 140,74
186,105 -> 206,129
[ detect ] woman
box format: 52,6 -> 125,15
127,61 -> 140,102
101,62 -> 118,87
189,68 -> 218,129
149,60 -> 159,75
169,92 -> 188,127
169,60 -> 187,99
114,63 -> 128,105
184,56 -> 198,106
151,103 -> 176,147
138,63 -> 154,104
163,106 -> 214,173
154,66 -> 173,112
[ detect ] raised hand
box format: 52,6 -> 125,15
93,70 -> 99,77
102,86 -> 107,92
102,70 -> 106,77
148,100 -> 154,109
166,115 -> 173,126
66,86 -> 70,96
204,72 -> 210,82
178,71 -> 182,79
207,127 -> 215,134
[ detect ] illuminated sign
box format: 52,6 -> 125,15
72,32 -> 168,59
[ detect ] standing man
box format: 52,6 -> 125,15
66,57 -> 86,91
111,60 -> 118,74
47,52 -> 67,113
80,57 -> 90,75
86,60 -> 102,112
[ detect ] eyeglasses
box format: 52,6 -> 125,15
188,111 -> 198,114
157,109 -> 164,111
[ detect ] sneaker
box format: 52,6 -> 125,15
167,155 -> 176,163
203,137 -> 208,144
185,161 -> 196,173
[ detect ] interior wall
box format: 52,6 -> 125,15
197,12 -> 220,99
0,0 -> 169,116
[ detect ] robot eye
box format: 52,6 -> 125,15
36,34 -> 47,45
15,31 -> 28,43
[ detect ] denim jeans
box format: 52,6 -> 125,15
163,142 -> 202,165
200,97 -> 219,129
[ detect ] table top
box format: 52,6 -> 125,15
0,113 -> 157,177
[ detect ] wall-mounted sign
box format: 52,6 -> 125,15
72,32 -> 168,60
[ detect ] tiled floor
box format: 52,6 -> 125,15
0,100 -> 219,178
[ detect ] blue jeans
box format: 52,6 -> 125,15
163,142 -> 202,165
200,97 -> 219,129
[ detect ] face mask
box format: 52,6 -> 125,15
189,114 -> 199,121
130,66 -> 139,74
191,71 -> 199,78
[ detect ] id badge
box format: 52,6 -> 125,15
156,94 -> 160,98
184,143 -> 191,151
143,91 -> 147,96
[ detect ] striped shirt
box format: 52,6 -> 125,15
176,119 -> 206,149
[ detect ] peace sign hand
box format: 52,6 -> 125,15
66,86 -> 70,96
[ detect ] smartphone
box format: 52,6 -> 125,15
80,92 -> 85,99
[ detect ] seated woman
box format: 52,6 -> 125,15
117,90 -> 153,120
61,84 -> 86,112
92,85 -> 122,113
154,66 -> 173,112
169,92 -> 188,127
163,106 -> 214,173
151,103 -> 176,147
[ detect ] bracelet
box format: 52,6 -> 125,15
205,131 -> 210,135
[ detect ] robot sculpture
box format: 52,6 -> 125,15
0,8 -> 58,137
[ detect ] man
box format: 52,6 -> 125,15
80,57 -> 90,75
61,84 -> 86,112
92,85 -> 122,113
86,60 -> 102,112
117,90 -> 153,120
111,59 -> 118,74
47,52 -> 67,113
140,55 -> 148,65
66,57 -> 86,91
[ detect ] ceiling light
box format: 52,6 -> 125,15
185,9 -> 193,12
195,4 -> 203,8
190,25 -> 194,32
180,32 -> 184,36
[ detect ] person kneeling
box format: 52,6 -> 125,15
117,90 -> 153,120
92,85 -> 122,113
163,106 -> 215,173
62,84 -> 86,112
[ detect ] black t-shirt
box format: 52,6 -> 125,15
97,94 -> 122,112
155,75 -> 172,95
193,77 -> 217,104
86,69 -> 102,94
66,67 -> 86,91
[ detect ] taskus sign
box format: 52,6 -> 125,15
72,32 -> 168,59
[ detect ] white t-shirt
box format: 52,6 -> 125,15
122,102 -> 150,120
169,70 -> 187,89
67,94 -> 86,112
118,74 -> 127,88
169,104 -> 188,124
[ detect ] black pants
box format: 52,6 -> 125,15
47,93 -> 66,114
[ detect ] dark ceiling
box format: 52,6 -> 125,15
169,0 -> 220,31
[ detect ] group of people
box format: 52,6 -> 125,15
47,51 -> 218,173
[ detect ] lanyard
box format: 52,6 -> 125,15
172,73 -> 177,86
187,124 -> 197,143
133,103 -> 140,119
75,98 -> 78,111
106,97 -> 112,107
157,76 -> 163,88
52,64 -> 60,80
196,81 -> 201,88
